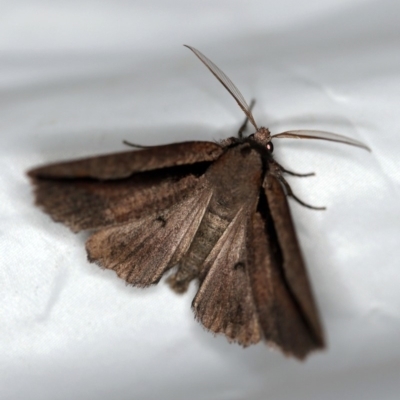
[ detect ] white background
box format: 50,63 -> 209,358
1,1 -> 400,399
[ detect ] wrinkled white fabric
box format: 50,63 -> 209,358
1,1 -> 400,399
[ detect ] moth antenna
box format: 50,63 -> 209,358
185,45 -> 258,130
272,130 -> 371,151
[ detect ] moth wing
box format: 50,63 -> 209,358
263,174 -> 324,348
246,175 -> 324,359
28,141 -> 223,232
85,187 -> 213,287
192,210 -> 262,346
28,164 -> 206,232
28,141 -> 224,179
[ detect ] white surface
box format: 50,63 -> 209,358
1,1 -> 400,399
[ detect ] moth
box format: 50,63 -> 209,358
28,45 -> 370,359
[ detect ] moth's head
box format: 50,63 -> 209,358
253,127 -> 274,153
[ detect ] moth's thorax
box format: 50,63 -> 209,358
208,144 -> 262,185
204,144 -> 263,219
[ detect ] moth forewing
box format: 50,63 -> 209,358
28,141 -> 223,232
263,174 -> 325,349
86,187 -> 214,287
192,208 -> 263,346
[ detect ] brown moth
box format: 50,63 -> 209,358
28,46 -> 370,360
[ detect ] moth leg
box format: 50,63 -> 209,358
122,140 -> 153,149
278,176 -> 326,210
273,159 -> 315,177
237,99 -> 256,138
281,168 -> 315,178
219,137 -> 241,147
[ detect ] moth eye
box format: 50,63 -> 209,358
266,142 -> 274,153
